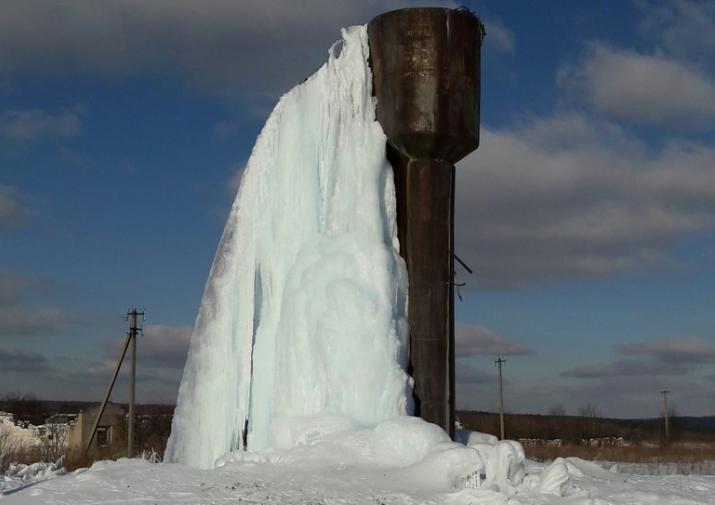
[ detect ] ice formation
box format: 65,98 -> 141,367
165,25 -> 411,469
538,458 -> 570,495
217,416 -> 484,491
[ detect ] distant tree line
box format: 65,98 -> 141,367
456,408 -> 712,444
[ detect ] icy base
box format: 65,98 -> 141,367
216,417 -> 485,492
4,426 -> 715,505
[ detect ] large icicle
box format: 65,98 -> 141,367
165,25 -> 411,469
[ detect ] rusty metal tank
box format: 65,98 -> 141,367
368,7 -> 483,163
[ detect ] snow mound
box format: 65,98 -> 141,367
0,460 -> 65,495
455,429 -> 499,446
482,441 -> 526,493
538,457 -> 570,495
217,416 -> 480,490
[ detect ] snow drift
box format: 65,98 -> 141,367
165,25 -> 411,469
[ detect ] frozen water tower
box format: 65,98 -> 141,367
368,7 -> 484,437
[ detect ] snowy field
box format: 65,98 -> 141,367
3,420 -> 715,505
604,460 -> 715,476
3,453 -> 715,505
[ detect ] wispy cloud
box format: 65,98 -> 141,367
0,306 -> 73,337
133,323 -> 192,369
456,364 -> 496,385
0,185 -> 27,228
0,270 -> 73,337
457,373 -> 714,417
42,323 -> 192,401
617,338 -> 715,365
456,323 -> 533,357
639,0 -> 715,68
60,358 -> 177,386
0,108 -> 81,142
560,359 -> 689,378
560,337 -> 715,379
483,21 -> 514,54
0,345 -> 49,372
92,322 -> 192,376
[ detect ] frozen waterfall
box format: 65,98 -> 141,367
165,25 -> 412,469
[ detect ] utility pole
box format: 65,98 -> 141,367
495,357 -> 506,440
127,308 -> 144,458
661,388 -> 670,446
86,330 -> 131,453
86,308 -> 145,456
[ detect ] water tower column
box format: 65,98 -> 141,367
368,7 -> 484,437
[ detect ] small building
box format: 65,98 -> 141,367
68,403 -> 125,450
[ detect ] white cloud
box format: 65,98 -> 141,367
558,44 -> 715,127
455,114 -> 715,288
0,0 -> 452,103
0,109 -> 81,142
456,323 -> 533,357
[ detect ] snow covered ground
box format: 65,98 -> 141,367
3,422 -> 715,504
0,462 -> 65,497
604,460 -> 715,476
3,452 -> 715,504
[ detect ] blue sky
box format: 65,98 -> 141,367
1,0 -> 714,418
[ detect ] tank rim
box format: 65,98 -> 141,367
367,6 -> 485,40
